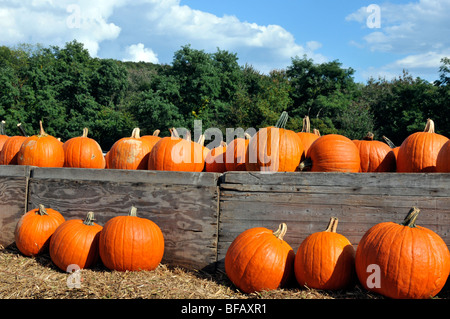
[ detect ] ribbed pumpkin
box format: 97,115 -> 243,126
49,211 -> 103,271
205,141 -> 227,173
297,116 -> 320,161
353,132 -> 396,172
355,207 -> 450,299
299,134 -> 360,172
14,204 -> 65,256
225,223 -> 295,294
436,140 -> 450,172
0,124 -> 27,165
99,206 -> 164,272
396,119 -> 448,172
148,128 -> 205,172
63,128 -> 105,169
108,128 -> 152,170
224,133 -> 250,171
17,121 -> 65,167
294,217 -> 356,290
245,112 -> 304,172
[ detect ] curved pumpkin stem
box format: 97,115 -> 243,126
301,116 -> 311,133
38,121 -> 48,137
0,120 -> 5,135
401,207 -> 420,228
424,119 -> 435,133
244,132 -> 251,140
363,132 -> 374,141
382,136 -> 396,148
129,206 -> 138,217
298,157 -> 312,171
169,127 -> 180,138
83,211 -> 96,226
17,123 -> 28,137
275,111 -> 289,129
313,128 -> 321,136
82,127 -> 89,138
131,128 -> 141,139
152,129 -> 160,136
324,217 -> 339,233
37,204 -> 48,216
273,223 -> 288,240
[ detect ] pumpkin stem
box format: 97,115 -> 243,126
401,207 -> 420,228
273,223 -> 288,240
37,204 -> 48,216
298,157 -> 312,171
301,116 -> 311,133
324,217 -> 339,233
129,206 -> 138,217
363,132 -> 374,141
38,121 -> 48,137
275,111 -> 289,129
17,123 -> 28,137
170,127 -> 180,138
152,129 -> 160,136
244,132 -> 251,140
83,211 -> 96,226
0,120 -> 5,135
423,119 -> 435,133
382,136 -> 397,148
197,134 -> 206,146
131,128 -> 140,139
82,127 -> 89,138
313,128 -> 321,136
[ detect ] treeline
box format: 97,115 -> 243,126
0,40 -> 449,150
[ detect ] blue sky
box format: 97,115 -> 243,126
1,0 -> 449,83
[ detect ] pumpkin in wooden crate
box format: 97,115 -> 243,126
297,116 -> 320,162
0,123 -> 28,165
436,140 -> 450,172
148,128 -> 205,172
49,211 -> 103,271
108,127 -> 153,170
205,141 -> 227,173
14,204 -> 65,256
355,207 -> 450,299
63,128 -> 105,169
299,134 -> 360,172
99,206 -> 164,272
225,133 -> 250,171
17,121 -> 65,167
225,223 -> 295,293
396,119 -> 448,172
294,217 -> 356,290
353,132 -> 396,172
246,111 -> 304,172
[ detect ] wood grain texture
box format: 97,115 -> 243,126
217,171 -> 450,270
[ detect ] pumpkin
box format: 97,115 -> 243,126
148,128 -> 205,172
0,123 -> 28,165
245,112 -> 304,172
63,128 -> 105,169
17,121 -> 65,167
355,207 -> 450,299
396,119 -> 448,172
49,211 -> 103,271
0,120 -> 9,152
224,133 -> 250,171
353,132 -> 396,172
297,116 -> 320,161
294,217 -> 356,290
299,134 -> 360,172
108,128 -> 152,170
225,223 -> 295,294
205,141 -> 227,173
436,140 -> 450,172
99,206 -> 164,272
14,204 -> 65,256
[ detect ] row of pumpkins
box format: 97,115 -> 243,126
14,201 -> 450,299
1,112 -> 449,172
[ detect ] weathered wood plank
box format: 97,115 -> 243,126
27,167 -> 221,271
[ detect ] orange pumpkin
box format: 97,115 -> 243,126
225,223 -> 295,294
396,119 -> 448,172
300,134 -> 360,172
63,128 -> 105,169
108,128 -> 152,170
246,112 -> 304,172
353,132 -> 396,172
148,128 -> 205,172
297,116 -> 320,161
99,206 -> 164,272
17,121 -> 65,167
49,211 -> 103,271
355,207 -> 450,299
205,141 -> 227,173
14,204 -> 65,256
294,217 -> 356,290
224,133 -> 250,171
436,140 -> 450,172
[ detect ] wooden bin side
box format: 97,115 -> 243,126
27,167 -> 221,271
217,171 -> 450,270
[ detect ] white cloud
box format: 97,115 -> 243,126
123,43 -> 159,63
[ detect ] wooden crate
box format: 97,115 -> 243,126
26,167 -> 221,271
217,171 -> 450,270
